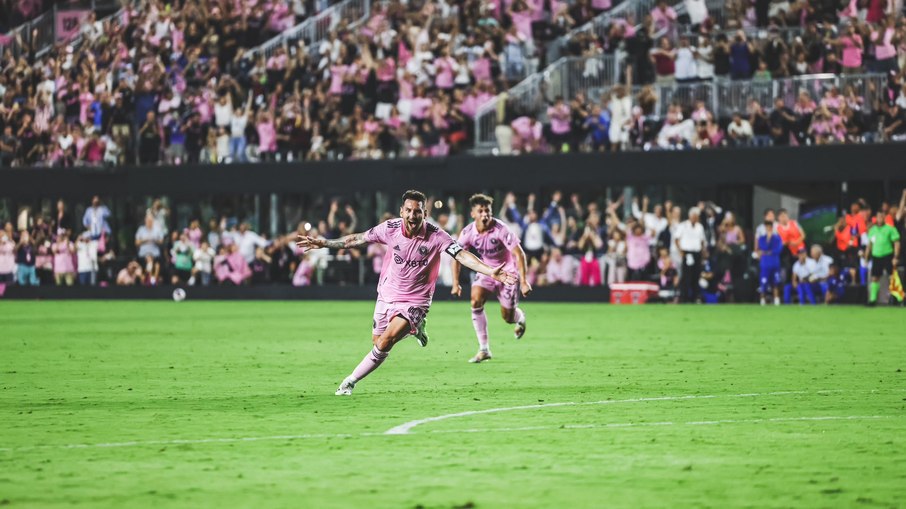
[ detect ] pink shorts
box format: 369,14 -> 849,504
372,299 -> 429,336
474,273 -> 519,309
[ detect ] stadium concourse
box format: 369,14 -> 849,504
1,0 -> 906,166
2,189 -> 905,305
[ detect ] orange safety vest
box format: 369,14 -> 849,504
777,220 -> 805,255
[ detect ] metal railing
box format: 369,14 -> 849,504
474,54 -> 618,150
1,0 -> 125,59
586,73 -> 886,119
682,25 -> 805,44
547,0 -> 727,64
245,0 -> 371,60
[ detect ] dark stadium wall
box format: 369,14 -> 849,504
3,144 -> 906,199
2,284 -> 613,302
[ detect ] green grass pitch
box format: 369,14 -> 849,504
1,301 -> 905,508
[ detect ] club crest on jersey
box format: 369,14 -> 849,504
393,254 -> 404,264
418,246 -> 429,256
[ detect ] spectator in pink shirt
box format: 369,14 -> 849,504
257,110 -> 277,161
837,25 -> 864,73
511,115 -> 544,153
52,232 -> 77,286
547,97 -> 572,152
215,244 -> 252,285
650,0 -> 678,40
433,49 -> 457,92
544,247 -> 577,285
626,223 -> 652,280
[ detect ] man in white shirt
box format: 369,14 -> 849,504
727,113 -> 754,146
694,37 -> 715,81
675,207 -> 707,302
785,248 -> 817,304
675,37 -> 698,82
235,223 -> 271,264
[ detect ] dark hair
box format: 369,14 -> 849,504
469,193 -> 494,208
401,190 -> 427,205
777,208 -> 788,215
763,208 -> 775,216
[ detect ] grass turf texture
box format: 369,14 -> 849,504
1,301 -> 905,509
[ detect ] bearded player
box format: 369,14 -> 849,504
296,190 -> 517,395
451,194 -> 532,363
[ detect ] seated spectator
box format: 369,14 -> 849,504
116,261 -> 144,286
785,248 -> 818,304
215,244 -> 252,285
727,113 -> 754,146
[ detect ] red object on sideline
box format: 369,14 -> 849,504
609,282 -> 659,304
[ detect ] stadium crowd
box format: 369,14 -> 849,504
2,189 -> 904,304
1,0 -> 905,167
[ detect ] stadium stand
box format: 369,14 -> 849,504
1,0 -> 904,167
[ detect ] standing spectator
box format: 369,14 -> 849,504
192,240 -> 216,286
865,209 -> 901,305
729,31 -> 754,80
135,215 -> 164,262
170,232 -> 195,285
0,126 -> 16,167
769,97 -> 796,146
138,111 -> 162,165
54,199 -> 74,238
235,223 -> 271,264
15,231 -> 39,286
749,100 -> 772,146
674,37 -> 698,83
82,196 -> 111,242
694,36 -> 715,81
838,24 -> 864,73
577,213 -> 604,286
757,218 -> 783,306
76,232 -> 99,286
0,229 -> 16,285
626,223 -> 652,280
547,97 -> 573,152
650,37 -> 677,84
674,207 -> 707,302
52,232 -> 77,286
650,0 -> 678,40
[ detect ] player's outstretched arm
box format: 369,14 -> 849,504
296,232 -> 368,252
454,250 -> 517,286
450,258 -> 463,296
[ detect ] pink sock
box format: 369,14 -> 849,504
512,307 -> 525,324
350,345 -> 389,382
471,307 -> 489,351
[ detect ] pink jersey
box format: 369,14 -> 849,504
457,219 -> 520,272
364,219 -> 463,306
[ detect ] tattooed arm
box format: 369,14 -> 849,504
296,232 -> 368,251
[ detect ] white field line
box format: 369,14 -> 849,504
422,415 -> 898,435
1,389 -> 898,453
382,389 -> 842,435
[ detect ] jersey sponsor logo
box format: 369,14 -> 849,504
394,253 -> 429,267
445,242 -> 464,257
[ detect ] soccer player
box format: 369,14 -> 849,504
864,209 -> 901,306
451,194 -> 532,363
757,218 -> 783,306
296,190 -> 517,396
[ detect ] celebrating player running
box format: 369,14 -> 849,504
296,190 -> 517,396
452,193 -> 532,363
